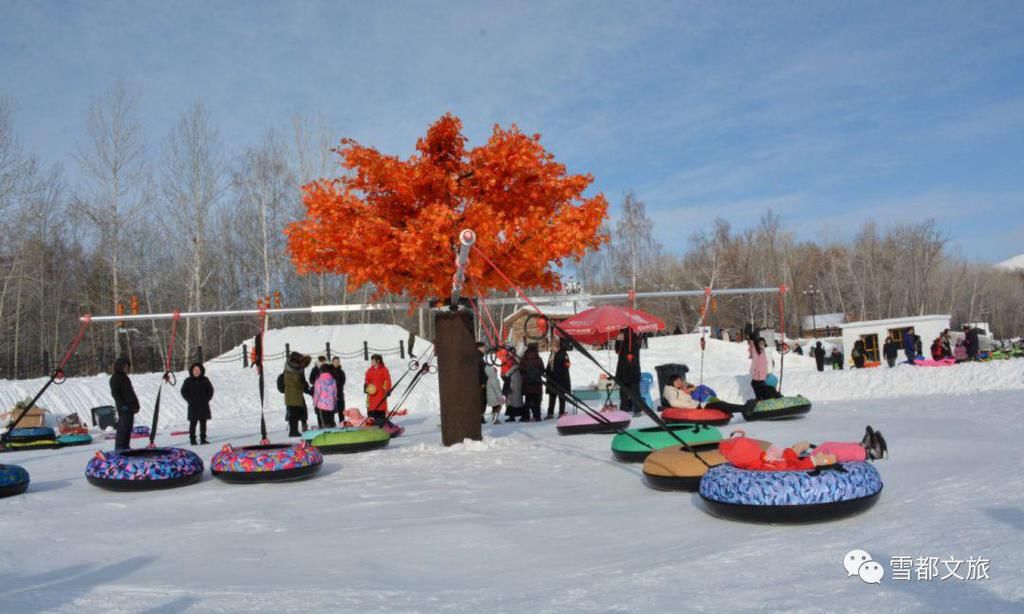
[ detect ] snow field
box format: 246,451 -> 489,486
1,326 -> 1023,612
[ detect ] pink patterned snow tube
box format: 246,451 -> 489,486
913,358 -> 956,367
556,410 -> 632,435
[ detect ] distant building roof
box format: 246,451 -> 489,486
841,314 -> 950,330
502,304 -> 587,324
801,313 -> 846,330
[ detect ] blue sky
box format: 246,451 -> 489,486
2,0 -> 1022,261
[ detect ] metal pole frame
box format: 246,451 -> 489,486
81,287 -> 787,323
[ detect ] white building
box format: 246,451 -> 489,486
800,312 -> 846,338
840,315 -> 951,362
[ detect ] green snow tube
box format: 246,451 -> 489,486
611,424 -> 723,462
58,433 -> 94,447
310,427 -> 390,454
743,395 -> 812,421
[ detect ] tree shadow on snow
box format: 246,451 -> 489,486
0,555 -> 156,612
984,506 -> 1024,532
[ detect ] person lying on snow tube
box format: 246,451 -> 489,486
661,375 -> 732,425
662,375 -> 699,409
719,426 -> 887,471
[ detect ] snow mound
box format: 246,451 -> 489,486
995,253 -> 1024,271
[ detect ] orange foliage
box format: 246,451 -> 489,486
286,114 -> 608,306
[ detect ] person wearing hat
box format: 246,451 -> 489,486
109,356 -> 140,449
181,362 -> 214,445
283,352 -> 312,436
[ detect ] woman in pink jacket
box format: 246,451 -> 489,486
748,337 -> 780,400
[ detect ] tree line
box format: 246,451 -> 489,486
2,83 -> 1021,381
577,194 -> 1024,340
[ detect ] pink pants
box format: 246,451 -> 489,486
815,442 -> 866,462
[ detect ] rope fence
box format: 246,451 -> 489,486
0,339 -> 410,382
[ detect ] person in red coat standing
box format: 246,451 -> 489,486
364,354 -> 392,426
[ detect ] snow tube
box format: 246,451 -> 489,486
699,462 -> 883,523
914,358 -> 956,367
642,441 -> 770,491
691,385 -> 717,403
4,426 -> 57,443
661,407 -> 732,426
311,427 -> 390,454
556,410 -> 631,435
300,427 -> 336,441
58,433 -> 93,447
0,464 -> 29,498
85,447 -> 204,491
1,427 -> 60,452
103,425 -> 151,441
611,424 -> 722,462
743,396 -> 812,421
382,423 -> 405,438
211,442 -> 323,483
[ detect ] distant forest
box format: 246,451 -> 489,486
2,84 -> 1021,379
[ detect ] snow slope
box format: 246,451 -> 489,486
995,253 -> 1024,271
1,327 -> 1023,612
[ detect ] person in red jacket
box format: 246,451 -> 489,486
719,426 -> 887,471
364,354 -> 392,426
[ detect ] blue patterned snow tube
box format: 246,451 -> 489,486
85,447 -> 204,491
699,461 -> 882,523
0,464 -> 30,498
210,442 -> 323,483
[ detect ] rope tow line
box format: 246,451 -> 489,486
147,310 -> 180,448
2,315 -> 92,438
696,286 -> 713,409
473,247 -> 707,464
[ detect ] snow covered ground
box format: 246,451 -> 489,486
2,327 -> 1023,612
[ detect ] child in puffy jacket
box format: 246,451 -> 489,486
719,426 -> 887,471
313,368 -> 338,428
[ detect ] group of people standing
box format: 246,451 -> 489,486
109,357 -> 214,449
476,327 -> 648,423
280,351 -> 392,437
478,339 -> 573,423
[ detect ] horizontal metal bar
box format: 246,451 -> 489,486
81,287 -> 782,322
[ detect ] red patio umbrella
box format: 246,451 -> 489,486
553,305 -> 665,346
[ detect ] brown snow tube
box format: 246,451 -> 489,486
642,440 -> 771,491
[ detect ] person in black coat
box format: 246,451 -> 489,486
545,338 -> 572,419
615,328 -> 643,416
883,337 -> 899,367
520,343 -> 546,422
813,341 -> 826,372
181,362 -> 214,445
309,356 -> 327,387
964,326 -> 980,360
330,357 -> 346,419
109,356 -> 140,450
476,342 -> 489,423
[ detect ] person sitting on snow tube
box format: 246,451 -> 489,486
930,338 -> 945,361
662,375 -> 699,409
719,426 -> 887,471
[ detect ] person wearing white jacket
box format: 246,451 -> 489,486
662,375 -> 699,409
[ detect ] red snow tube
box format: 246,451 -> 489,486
662,407 -> 732,426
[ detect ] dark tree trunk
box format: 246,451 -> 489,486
436,309 -> 481,446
